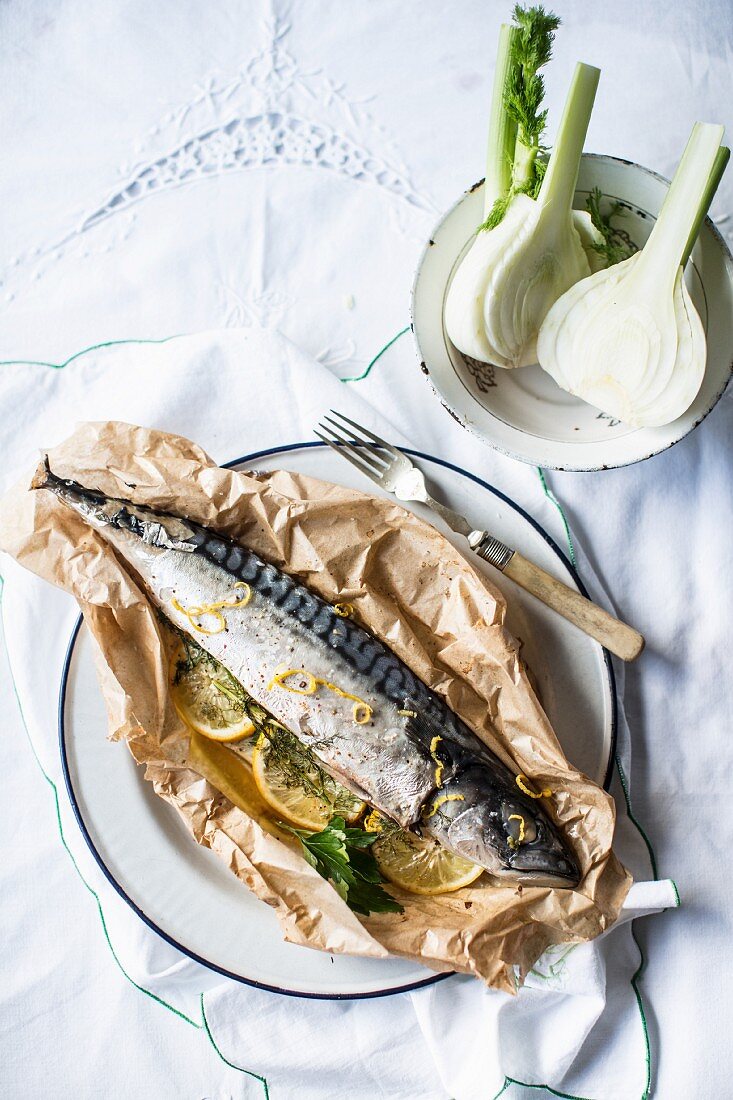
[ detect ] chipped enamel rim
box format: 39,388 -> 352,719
58,442 -> 616,999
411,154 -> 733,472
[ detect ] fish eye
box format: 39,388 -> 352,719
502,802 -> 538,845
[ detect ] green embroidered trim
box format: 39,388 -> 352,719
340,326 -> 411,382
536,468 -> 578,569
0,573 -> 269,1094
0,335 -> 182,369
630,924 -> 652,1100
614,754 -> 658,881
0,323 -> 409,388
527,486 -> 667,1100
0,325 -> 674,1100
200,993 -> 270,1096
501,1079 -> 596,1100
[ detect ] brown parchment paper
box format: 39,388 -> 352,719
0,421 -> 631,992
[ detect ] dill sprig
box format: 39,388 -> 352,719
167,627 -> 403,916
171,628 -> 354,811
259,726 -> 355,813
172,632 -> 251,724
363,809 -> 404,841
174,633 -> 243,699
586,186 -> 638,266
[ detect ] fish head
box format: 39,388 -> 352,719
443,785 -> 580,888
496,793 -> 580,887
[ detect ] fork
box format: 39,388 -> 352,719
315,410 -> 644,662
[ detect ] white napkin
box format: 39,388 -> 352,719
0,328 -> 676,1100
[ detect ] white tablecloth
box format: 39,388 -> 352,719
1,3 -> 731,1097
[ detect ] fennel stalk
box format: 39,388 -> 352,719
482,5 -> 560,228
446,60 -> 599,368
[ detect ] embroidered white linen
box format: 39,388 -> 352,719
1,330 -> 673,1100
1,0 -> 730,1096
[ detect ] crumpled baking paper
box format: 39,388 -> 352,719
0,421 -> 631,992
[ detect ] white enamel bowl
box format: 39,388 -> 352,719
411,154 -> 733,471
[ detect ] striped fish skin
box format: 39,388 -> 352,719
35,460 -> 579,888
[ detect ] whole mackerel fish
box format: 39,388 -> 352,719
35,460 -> 579,887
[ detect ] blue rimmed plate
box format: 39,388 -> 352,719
59,443 -> 615,998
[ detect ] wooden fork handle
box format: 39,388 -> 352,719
502,551 -> 644,662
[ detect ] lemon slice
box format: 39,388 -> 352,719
373,830 -> 484,895
251,735 -> 364,831
170,651 -> 255,742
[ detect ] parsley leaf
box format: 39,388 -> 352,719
284,816 -> 404,916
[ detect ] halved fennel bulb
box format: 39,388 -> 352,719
537,123 -> 728,428
445,62 -> 600,368
444,196 -> 533,364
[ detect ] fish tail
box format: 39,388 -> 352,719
29,457 -> 116,532
30,454 -> 54,491
32,462 -> 200,552
30,455 -> 92,500
31,456 -> 108,507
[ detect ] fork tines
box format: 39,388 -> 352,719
314,410 -> 399,486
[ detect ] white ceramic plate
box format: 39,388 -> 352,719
59,442 -> 616,998
411,154 -> 733,471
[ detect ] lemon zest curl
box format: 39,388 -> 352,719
268,667 -> 373,725
425,792 -> 465,818
507,813 -> 526,850
430,735 -> 444,789
364,810 -> 384,833
171,582 -> 251,635
516,774 -> 552,799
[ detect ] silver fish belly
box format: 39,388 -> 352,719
35,459 -> 579,887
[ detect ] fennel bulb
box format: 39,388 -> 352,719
537,124 -> 728,428
446,62 -> 599,368
444,195 -> 534,365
